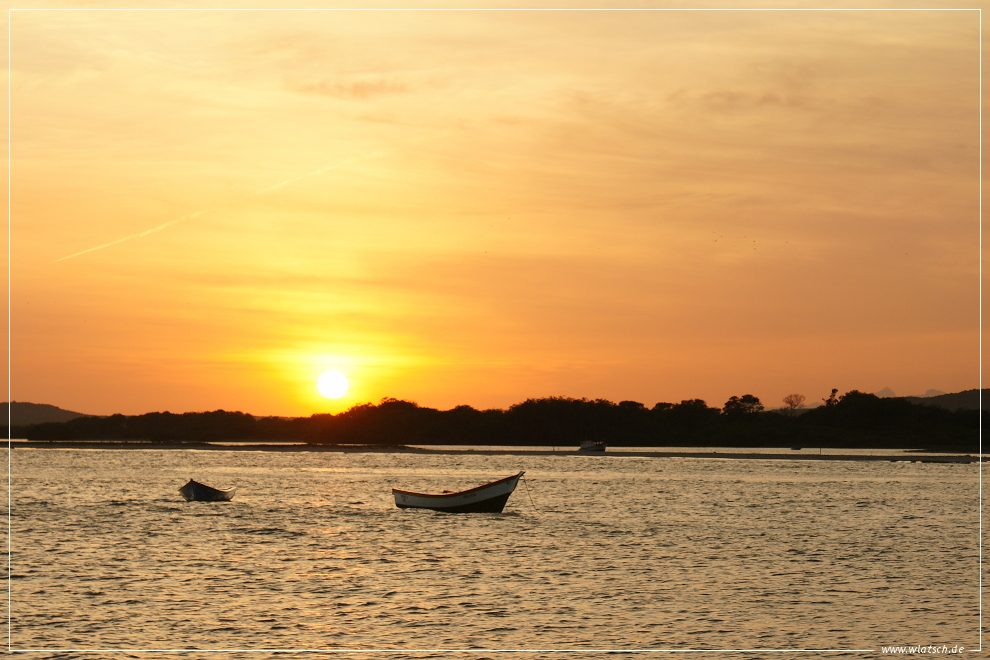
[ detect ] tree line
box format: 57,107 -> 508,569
13,390 -> 981,451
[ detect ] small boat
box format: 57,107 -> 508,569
393,472 -> 524,513
578,440 -> 607,453
179,478 -> 236,502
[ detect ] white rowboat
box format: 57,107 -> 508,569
392,472 -> 524,513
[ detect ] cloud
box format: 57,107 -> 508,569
693,89 -> 815,113
292,76 -> 409,100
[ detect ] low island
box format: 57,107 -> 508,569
8,389 -> 983,459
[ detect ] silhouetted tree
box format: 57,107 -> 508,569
782,393 -> 806,416
722,394 -> 764,420
506,397 -> 623,445
652,399 -> 721,444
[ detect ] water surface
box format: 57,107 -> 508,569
6,448 -> 980,658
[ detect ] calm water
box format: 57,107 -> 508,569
4,448 -> 982,658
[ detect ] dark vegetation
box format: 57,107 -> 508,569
12,390 -> 982,452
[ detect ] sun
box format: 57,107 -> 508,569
317,370 -> 349,399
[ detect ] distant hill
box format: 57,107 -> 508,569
899,389 -> 986,411
916,389 -> 947,398
1,402 -> 92,426
876,387 -> 946,399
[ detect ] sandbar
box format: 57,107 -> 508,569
6,441 -> 979,463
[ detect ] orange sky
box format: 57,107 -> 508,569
7,4 -> 983,417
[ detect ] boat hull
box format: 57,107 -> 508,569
393,472 -> 524,513
179,479 -> 236,502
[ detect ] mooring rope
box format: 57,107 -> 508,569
521,474 -> 540,513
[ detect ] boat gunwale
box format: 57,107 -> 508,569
391,471 -> 524,499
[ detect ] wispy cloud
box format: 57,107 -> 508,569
293,76 -> 408,100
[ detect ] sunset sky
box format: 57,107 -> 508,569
8,3 -> 982,417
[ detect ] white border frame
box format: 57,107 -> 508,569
5,6 -> 983,655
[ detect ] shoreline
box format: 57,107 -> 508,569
6,441 -> 980,463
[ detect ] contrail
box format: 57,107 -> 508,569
251,151 -> 383,197
52,212 -> 203,263
51,149 -> 386,263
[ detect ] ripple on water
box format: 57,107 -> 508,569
5,448 -> 980,653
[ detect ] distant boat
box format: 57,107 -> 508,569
179,479 -> 236,502
578,440 -> 607,453
393,472 -> 524,513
